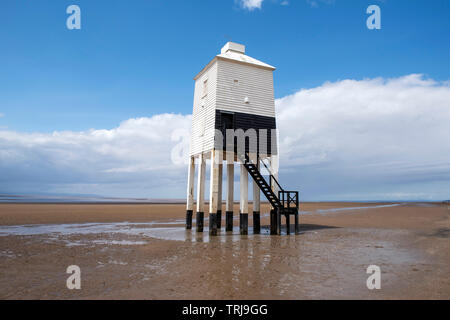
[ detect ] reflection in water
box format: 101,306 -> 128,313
192,230 -> 312,298
0,204 -> 403,244
0,220 -> 294,245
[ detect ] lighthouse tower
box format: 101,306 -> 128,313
186,42 -> 299,236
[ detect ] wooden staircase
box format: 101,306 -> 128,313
238,153 -> 300,235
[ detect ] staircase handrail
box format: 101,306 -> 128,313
260,159 -> 284,192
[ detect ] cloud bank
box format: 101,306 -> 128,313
0,114 -> 191,198
1,74 -> 449,200
276,74 -> 450,200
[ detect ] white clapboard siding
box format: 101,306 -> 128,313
190,61 -> 218,156
216,59 -> 275,118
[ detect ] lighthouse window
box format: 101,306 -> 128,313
202,79 -> 208,97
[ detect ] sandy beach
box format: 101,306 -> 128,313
0,202 -> 448,299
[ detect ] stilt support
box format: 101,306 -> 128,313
196,153 -> 206,233
186,210 -> 193,230
225,211 -> 233,231
253,211 -> 260,234
240,213 -> 248,235
270,209 -> 278,235
226,162 -> 234,232
252,156 -> 261,235
209,213 -> 217,236
196,212 -> 204,232
217,211 -> 222,230
285,213 -> 290,235
217,163 -> 223,229
239,163 -> 248,235
186,156 -> 195,229
277,210 -> 282,235
209,150 -> 220,236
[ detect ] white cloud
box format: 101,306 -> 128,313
276,74 -> 450,200
238,0 -> 291,11
238,0 -> 332,11
306,0 -> 335,8
0,113 -> 4,118
239,0 -> 264,11
306,0 -> 318,8
1,74 -> 449,200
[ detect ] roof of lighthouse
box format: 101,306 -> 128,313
194,42 -> 276,80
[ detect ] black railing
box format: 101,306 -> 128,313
279,190 -> 299,211
241,152 -> 299,211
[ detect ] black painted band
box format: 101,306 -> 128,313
196,212 -> 204,232
225,211 -> 233,231
240,213 -> 248,235
186,210 -> 193,230
209,213 -> 217,236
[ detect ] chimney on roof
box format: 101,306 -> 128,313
221,42 -> 246,54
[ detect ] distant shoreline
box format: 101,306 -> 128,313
0,201 -> 445,205
0,194 -> 447,205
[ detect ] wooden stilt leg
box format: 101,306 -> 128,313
186,210 -> 193,230
196,153 -> 206,232
268,156 -> 280,235
240,163 -> 248,235
277,209 -> 282,235
253,212 -> 260,234
186,156 -> 195,229
209,150 -> 220,236
286,213 -> 290,235
196,212 -> 204,232
209,213 -> 217,236
253,157 -> 261,234
270,209 -> 277,235
226,162 -> 234,232
217,162 -> 223,229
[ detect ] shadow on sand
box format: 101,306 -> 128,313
260,223 -> 338,235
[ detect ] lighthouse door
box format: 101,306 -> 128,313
220,112 -> 234,152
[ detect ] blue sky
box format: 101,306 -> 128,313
1,0 -> 450,200
1,0 -> 449,132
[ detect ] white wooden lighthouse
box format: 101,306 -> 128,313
186,42 -> 299,236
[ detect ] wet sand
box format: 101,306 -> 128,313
0,202 -> 448,299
